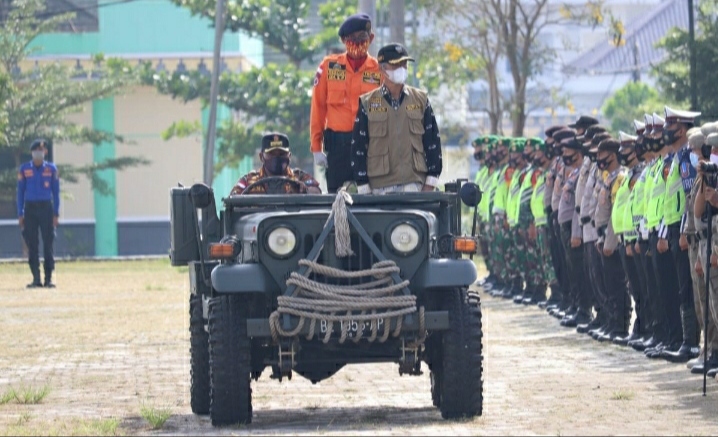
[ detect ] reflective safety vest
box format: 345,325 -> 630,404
631,165 -> 650,230
516,166 -> 535,226
645,158 -> 666,230
506,168 -> 524,227
612,169 -> 632,234
530,169 -> 548,226
663,154 -> 685,226
492,164 -> 512,215
481,169 -> 501,221
475,166 -> 490,220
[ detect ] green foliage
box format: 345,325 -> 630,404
651,0 -> 718,118
139,403 -> 172,430
601,82 -> 662,134
0,384 -> 51,404
0,0 -> 142,202
154,0 -> 356,171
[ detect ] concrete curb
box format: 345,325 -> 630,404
0,255 -> 169,264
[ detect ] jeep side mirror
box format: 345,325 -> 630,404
459,182 -> 482,207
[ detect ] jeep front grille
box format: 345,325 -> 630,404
303,231 -> 385,286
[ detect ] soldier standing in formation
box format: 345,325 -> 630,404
475,107 -> 718,378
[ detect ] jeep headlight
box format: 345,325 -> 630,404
266,226 -> 297,257
390,223 -> 420,254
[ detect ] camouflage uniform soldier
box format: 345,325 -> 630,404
475,136 -> 499,288
488,137 -> 515,296
504,138 -> 533,299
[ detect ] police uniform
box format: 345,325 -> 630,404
310,13 -> 381,193
231,133 -> 321,195
546,129 -> 571,311
17,139 -> 60,288
541,126 -> 567,308
350,44 -> 442,193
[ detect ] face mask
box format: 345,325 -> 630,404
618,152 -> 634,167
385,67 -> 408,85
596,155 -> 612,170
264,156 -> 290,175
588,151 -> 598,163
650,134 -> 665,152
533,156 -> 546,167
662,128 -> 681,147
690,152 -> 700,169
701,144 -> 712,159
31,150 -> 44,161
345,40 -> 370,58
473,150 -> 485,161
562,153 -> 577,166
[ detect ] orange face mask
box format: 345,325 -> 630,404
346,40 -> 370,59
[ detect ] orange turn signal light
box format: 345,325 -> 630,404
209,242 -> 236,259
454,237 -> 478,254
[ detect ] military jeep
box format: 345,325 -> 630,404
170,179 -> 484,426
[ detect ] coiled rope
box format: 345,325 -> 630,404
268,190 -> 424,345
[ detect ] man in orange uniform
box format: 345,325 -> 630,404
310,13 -> 382,193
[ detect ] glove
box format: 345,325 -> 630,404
580,216 -> 590,225
313,152 -> 328,168
357,184 -> 371,195
575,206 -> 580,214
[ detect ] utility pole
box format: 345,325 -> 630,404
688,0 -> 698,111
411,0 -> 418,86
204,0 -> 225,186
389,0 -> 405,45
632,42 -> 640,83
358,0 -> 378,56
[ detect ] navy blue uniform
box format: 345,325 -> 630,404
17,160 -> 60,281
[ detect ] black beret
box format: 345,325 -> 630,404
598,138 -> 621,152
568,115 -> 600,129
261,132 -> 290,153
30,138 -> 47,151
591,132 -> 611,147
338,13 -> 372,38
552,128 -> 577,142
584,125 -> 607,141
544,125 -> 565,138
561,138 -> 583,151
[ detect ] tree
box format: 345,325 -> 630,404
652,0 -> 718,119
420,0 -> 621,136
601,82 -> 663,134
146,0 -> 356,172
0,0 -> 144,203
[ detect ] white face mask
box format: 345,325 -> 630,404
31,151 -> 44,161
385,67 -> 408,85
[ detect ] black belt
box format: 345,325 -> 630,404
25,200 -> 52,206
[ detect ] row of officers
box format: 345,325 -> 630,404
474,108 -> 718,378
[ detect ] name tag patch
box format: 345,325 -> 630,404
368,97 -> 386,112
327,62 -> 346,81
363,72 -> 381,84
406,104 -> 422,111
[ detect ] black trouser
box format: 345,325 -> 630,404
668,224 -> 699,346
601,247 -> 631,333
619,242 -> 645,335
560,222 -> 590,315
637,239 -> 659,337
650,232 -> 681,345
324,129 -> 354,193
548,211 -> 567,304
22,200 -> 55,276
586,240 -> 607,322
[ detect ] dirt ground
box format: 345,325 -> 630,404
1,259 -> 718,436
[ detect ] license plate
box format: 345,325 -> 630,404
319,318 -> 384,337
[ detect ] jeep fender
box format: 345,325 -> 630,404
411,259 -> 477,290
211,264 -> 281,294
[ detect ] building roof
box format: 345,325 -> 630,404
564,0 -> 689,75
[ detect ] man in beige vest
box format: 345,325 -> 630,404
350,43 -> 442,194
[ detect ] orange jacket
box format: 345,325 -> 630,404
310,53 -> 381,153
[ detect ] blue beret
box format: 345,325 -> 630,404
30,138 -> 47,151
338,13 -> 372,38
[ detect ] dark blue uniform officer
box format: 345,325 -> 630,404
17,139 -> 60,288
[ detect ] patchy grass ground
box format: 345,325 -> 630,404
0,259 -> 717,435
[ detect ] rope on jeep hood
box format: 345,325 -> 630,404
268,258 -> 425,345
330,189 -> 354,258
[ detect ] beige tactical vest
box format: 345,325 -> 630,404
360,87 -> 429,189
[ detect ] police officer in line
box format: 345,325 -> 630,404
310,13 -> 382,193
17,139 -> 60,288
656,107 -> 702,362
684,127 -> 718,375
231,132 -> 322,195
350,43 -> 442,194
694,128 -> 718,378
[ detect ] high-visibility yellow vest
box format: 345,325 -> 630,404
645,158 -> 666,230
530,169 -> 547,226
612,170 -> 632,234
506,168 -> 524,227
492,164 -> 512,215
663,154 -> 685,226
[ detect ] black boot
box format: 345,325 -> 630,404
43,269 -> 55,288
690,351 -> 718,375
27,267 -> 42,288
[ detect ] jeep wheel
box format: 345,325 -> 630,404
439,287 -> 483,419
189,294 -> 210,415
208,295 -> 252,426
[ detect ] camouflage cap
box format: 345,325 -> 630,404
510,137 -> 526,153
526,137 -> 546,152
